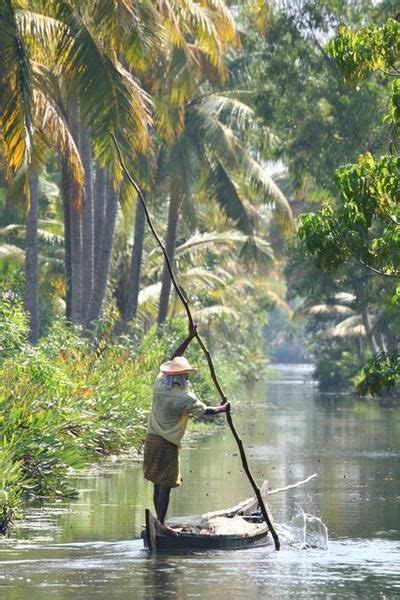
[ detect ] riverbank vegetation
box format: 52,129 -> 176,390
0,0 -> 399,534
0,297 -> 246,534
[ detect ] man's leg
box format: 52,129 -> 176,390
153,484 -> 159,514
156,485 -> 171,524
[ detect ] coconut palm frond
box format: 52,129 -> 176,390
37,228 -> 63,245
16,9 -> 64,46
0,243 -> 25,263
174,230 -> 248,257
154,94 -> 186,144
179,266 -> 228,290
205,158 -> 251,232
168,133 -> 202,197
188,100 -> 292,232
145,229 -> 255,281
0,1 -> 33,173
198,94 -> 255,133
332,292 -> 357,304
118,1 -> 164,71
138,282 -> 162,306
240,155 -> 293,229
239,235 -> 275,263
0,224 -> 22,237
265,292 -> 293,315
53,2 -> 152,179
38,177 -> 60,202
193,304 -> 240,323
0,216 -> 63,244
119,180 -> 139,226
171,0 -> 238,77
200,116 -> 241,167
33,89 -> 84,198
247,0 -> 271,34
306,304 -> 355,316
112,62 -> 153,156
326,315 -> 366,338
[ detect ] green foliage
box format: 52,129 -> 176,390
0,296 -> 29,356
316,346 -> 363,393
295,14 -> 400,397
298,154 -> 400,279
0,297 -> 249,534
298,205 -> 347,272
247,0 -> 386,191
327,19 -> 400,84
0,441 -> 24,535
285,237 -> 398,393
356,350 -> 400,396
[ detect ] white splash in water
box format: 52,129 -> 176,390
277,509 -> 328,550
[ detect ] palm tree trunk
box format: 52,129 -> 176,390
354,337 -> 362,361
361,309 -> 378,354
124,197 -> 146,323
62,97 -> 82,324
93,164 -> 107,275
24,172 -> 40,343
157,189 -> 181,325
80,129 -> 94,318
62,166 -> 72,320
85,177 -> 119,324
70,197 -> 83,323
379,333 -> 387,353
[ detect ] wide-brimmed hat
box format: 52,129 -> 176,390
159,356 -> 197,375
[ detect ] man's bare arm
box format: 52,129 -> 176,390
171,325 -> 198,359
204,402 -> 230,415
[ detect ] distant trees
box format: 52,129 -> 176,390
232,0 -> 399,395
247,0 -> 387,194
297,16 -> 400,395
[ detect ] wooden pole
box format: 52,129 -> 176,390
112,135 -> 280,550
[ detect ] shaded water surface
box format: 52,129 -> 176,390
1,365 -> 399,598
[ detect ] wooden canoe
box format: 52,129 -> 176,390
142,483 -> 271,552
142,475 -> 318,552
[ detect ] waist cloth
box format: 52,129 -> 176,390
143,434 -> 182,488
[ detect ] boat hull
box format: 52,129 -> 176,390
143,509 -> 269,552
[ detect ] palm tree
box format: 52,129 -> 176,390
58,0 -> 238,327
296,290 -> 386,359
1,0 -> 158,332
114,0 -> 240,327
0,1 -> 84,340
153,93 -> 292,324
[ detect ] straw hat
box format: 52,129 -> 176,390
159,356 -> 197,375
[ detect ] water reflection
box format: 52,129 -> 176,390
0,364 -> 399,599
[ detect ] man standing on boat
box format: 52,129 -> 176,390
143,326 -> 230,528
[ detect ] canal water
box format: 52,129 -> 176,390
0,365 -> 399,598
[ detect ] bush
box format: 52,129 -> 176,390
0,441 -> 24,534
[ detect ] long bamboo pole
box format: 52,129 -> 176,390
112,135 -> 280,550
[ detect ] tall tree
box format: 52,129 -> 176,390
80,129 -> 94,317
0,1 -> 84,337
85,177 -> 119,324
124,197 -> 146,324
155,94 -> 291,324
24,172 -> 39,342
